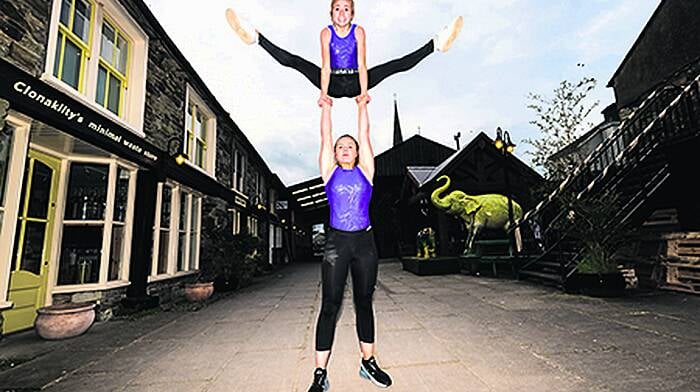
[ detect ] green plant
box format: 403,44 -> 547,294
557,190 -> 629,274
524,76 -> 599,181
199,225 -> 260,288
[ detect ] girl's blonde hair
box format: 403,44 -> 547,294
330,0 -> 355,21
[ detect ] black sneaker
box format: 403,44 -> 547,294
359,356 -> 392,388
308,367 -> 330,392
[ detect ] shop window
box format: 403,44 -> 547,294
248,216 -> 259,238
177,191 -> 189,272
155,184 -> 172,275
189,197 -> 200,270
58,162 -> 134,286
108,167 -> 130,281
151,184 -> 201,277
59,163 -> 108,285
232,209 -> 241,235
0,129 -> 13,233
184,88 -> 215,172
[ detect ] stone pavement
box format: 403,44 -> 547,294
1,261 -> 699,391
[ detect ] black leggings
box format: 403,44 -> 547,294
315,227 -> 378,351
258,33 -> 435,98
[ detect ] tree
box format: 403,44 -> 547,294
523,77 -> 599,181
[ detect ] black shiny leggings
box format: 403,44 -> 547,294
315,227 -> 378,351
258,33 -> 434,98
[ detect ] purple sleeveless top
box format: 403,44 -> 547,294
325,165 -> 372,231
329,24 -> 358,70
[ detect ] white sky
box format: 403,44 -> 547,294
144,0 -> 660,185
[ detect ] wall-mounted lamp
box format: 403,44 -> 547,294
166,136 -> 189,165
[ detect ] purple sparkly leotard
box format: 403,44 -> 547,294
325,165 -> 372,231
329,24 -> 358,70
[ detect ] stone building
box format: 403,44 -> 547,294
0,0 -> 288,335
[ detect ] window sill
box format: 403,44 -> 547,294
147,270 -> 198,283
183,160 -> 216,180
231,188 -> 248,199
39,73 -> 146,138
0,301 -> 14,310
52,280 -> 131,294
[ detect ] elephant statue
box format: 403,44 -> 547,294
430,175 -> 523,254
416,227 -> 436,259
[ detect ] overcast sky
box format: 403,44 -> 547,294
144,0 -> 660,185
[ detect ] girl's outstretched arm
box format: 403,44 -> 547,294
319,101 -> 336,182
319,28 -> 332,107
355,25 -> 370,103
357,97 -> 375,181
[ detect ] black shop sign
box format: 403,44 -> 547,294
0,58 -> 161,167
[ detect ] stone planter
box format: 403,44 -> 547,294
565,272 -> 626,297
184,282 -> 214,302
35,303 -> 96,340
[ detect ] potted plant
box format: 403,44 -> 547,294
559,191 -> 628,297
35,302 -> 96,340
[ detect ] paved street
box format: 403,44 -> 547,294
1,261 -> 699,391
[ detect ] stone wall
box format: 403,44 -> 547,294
146,273 -> 197,305
53,286 -> 129,321
0,0 -> 50,75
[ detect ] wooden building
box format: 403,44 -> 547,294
398,132 -> 543,257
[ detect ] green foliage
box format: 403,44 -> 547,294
557,190 -> 628,274
199,225 -> 261,287
524,77 -> 599,181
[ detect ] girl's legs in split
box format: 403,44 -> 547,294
258,33 -> 322,90
257,36 -> 436,98
367,40 -> 435,90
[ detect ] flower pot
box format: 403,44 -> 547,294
565,272 -> 626,297
35,303 -> 96,340
184,282 -> 214,302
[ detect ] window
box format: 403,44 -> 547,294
151,184 -> 201,277
58,162 -> 134,285
248,216 -> 259,237
189,197 -> 200,270
0,129 -> 13,234
96,18 -> 130,116
232,209 -> 241,235
184,87 -> 215,172
108,167 -> 130,281
53,0 -> 93,92
233,149 -> 245,192
47,0 -> 148,131
153,184 -> 172,275
269,189 -> 277,214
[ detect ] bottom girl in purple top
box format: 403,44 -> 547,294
303,95 -> 390,392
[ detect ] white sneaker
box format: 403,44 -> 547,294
225,8 -> 258,45
434,16 -> 463,52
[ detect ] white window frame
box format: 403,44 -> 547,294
247,216 -> 259,238
48,154 -> 137,295
149,183 -> 202,281
233,148 -> 246,193
184,86 -> 217,176
0,115 -> 32,310
43,0 -> 149,135
231,208 -> 242,235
